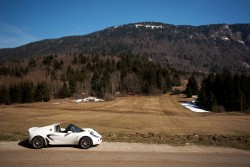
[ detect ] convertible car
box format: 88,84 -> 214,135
28,123 -> 102,149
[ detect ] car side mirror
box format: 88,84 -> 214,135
67,131 -> 72,134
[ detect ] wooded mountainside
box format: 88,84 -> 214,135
0,22 -> 250,74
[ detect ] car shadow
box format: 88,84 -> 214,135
18,139 -> 85,149
46,145 -> 81,149
18,139 -> 33,149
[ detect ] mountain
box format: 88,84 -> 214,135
0,22 -> 250,73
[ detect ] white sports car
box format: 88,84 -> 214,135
28,123 -> 102,149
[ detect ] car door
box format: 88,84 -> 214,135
48,131 -> 78,145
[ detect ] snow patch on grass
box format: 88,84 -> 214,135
73,97 -> 104,103
180,101 -> 209,113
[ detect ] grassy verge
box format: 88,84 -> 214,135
0,132 -> 27,141
103,133 -> 250,151
1,132 -> 250,150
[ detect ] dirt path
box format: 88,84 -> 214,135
0,142 -> 250,167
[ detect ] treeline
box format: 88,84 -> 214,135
0,66 -> 29,77
54,55 -> 177,99
197,72 -> 250,112
0,82 -> 50,105
116,56 -> 174,94
0,54 -> 182,104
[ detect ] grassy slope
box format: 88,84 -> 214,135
0,94 -> 250,149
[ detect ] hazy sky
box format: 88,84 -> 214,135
0,0 -> 250,48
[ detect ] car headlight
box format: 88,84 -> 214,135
90,131 -> 99,138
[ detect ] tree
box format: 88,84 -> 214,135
100,70 -> 111,95
53,59 -> 64,70
161,69 -> 172,93
164,74 -> 172,93
68,78 -> 76,96
123,73 -> 140,94
232,74 -> 241,111
91,71 -> 102,97
197,80 -> 217,110
141,67 -> 154,95
20,82 -> 34,103
221,72 -> 234,111
185,75 -> 198,97
172,73 -> 181,86
156,68 -> 162,91
72,56 -> 77,64
9,84 -> 22,103
79,53 -> 87,64
240,75 -> 250,111
34,82 -> 50,102
197,72 -> 250,112
57,81 -> 70,99
186,87 -> 193,98
43,55 -> 54,66
0,85 -> 10,105
28,58 -> 36,68
213,73 -> 223,105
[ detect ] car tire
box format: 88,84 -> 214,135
31,136 -> 45,149
79,136 -> 92,149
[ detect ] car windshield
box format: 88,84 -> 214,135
67,124 -> 84,133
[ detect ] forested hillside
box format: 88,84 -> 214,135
0,22 -> 250,74
0,54 -> 182,104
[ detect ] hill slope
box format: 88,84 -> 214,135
0,22 -> 250,73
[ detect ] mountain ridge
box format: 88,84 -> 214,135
0,22 -> 250,73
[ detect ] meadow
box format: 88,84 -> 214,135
1,94 -> 250,149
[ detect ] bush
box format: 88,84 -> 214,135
170,89 -> 182,95
212,105 -> 225,113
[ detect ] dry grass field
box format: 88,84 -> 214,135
1,94 -> 250,149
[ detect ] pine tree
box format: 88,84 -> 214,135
164,75 -> 172,93
141,67 -> 153,95
57,81 -> 70,99
100,71 -> 111,96
185,75 -> 199,97
222,73 -> 234,111
197,81 -> 217,111
53,59 -> 64,70
72,56 -> 77,64
9,84 -> 22,103
233,74 -> 241,111
91,71 -> 101,97
186,87 -> 193,98
21,82 -> 34,103
156,68 -> 162,91
0,85 -> 10,105
197,72 -> 250,112
68,78 -> 76,96
79,53 -> 87,64
34,82 -> 50,102
28,58 -> 36,68
213,73 -> 223,105
197,85 -> 207,109
172,73 -> 181,86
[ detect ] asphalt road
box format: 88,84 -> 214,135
0,141 -> 250,167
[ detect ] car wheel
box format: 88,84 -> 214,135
79,137 -> 92,149
32,136 -> 45,149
